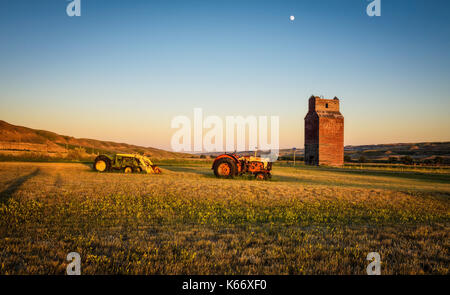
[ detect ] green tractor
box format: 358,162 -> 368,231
93,154 -> 162,174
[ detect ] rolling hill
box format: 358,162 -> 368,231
0,120 -> 191,160
1,120 -> 449,164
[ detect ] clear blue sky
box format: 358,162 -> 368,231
0,0 -> 449,150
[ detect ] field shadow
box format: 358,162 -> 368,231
81,162 -> 94,169
272,172 -> 450,195
160,165 -> 273,181
272,174 -> 348,187
160,165 -> 211,176
308,166 -> 450,184
0,168 -> 40,204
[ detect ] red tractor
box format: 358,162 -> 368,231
212,153 -> 273,180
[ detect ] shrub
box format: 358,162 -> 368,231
434,156 -> 444,165
388,157 -> 397,163
400,156 -> 413,165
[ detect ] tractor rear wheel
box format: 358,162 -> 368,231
93,155 -> 111,172
124,167 -> 133,173
213,158 -> 237,179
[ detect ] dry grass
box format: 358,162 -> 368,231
0,162 -> 448,274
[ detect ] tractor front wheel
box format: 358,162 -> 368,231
93,155 -> 111,172
213,158 -> 237,179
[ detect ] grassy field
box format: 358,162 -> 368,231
0,161 -> 449,274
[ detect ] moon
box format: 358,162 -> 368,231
289,15 -> 295,21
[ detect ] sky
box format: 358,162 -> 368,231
0,0 -> 449,151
